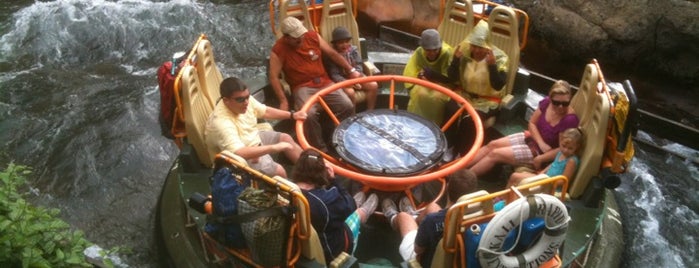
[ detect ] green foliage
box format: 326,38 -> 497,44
0,163 -> 92,267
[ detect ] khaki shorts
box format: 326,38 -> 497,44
248,131 -> 281,176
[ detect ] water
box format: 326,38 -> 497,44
0,1 -> 696,267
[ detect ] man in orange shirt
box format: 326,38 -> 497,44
268,17 -> 356,153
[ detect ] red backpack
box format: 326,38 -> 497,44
157,61 -> 178,139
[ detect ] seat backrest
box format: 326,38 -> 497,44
181,65 -> 214,167
515,173 -> 554,197
432,190 -> 492,268
568,64 -> 610,198
438,0 -> 474,48
487,6 -> 520,95
194,39 -> 223,108
276,0 -> 315,39
320,0 -> 361,55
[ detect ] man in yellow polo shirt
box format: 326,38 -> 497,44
205,77 -> 307,177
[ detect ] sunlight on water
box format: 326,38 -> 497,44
0,0 -> 209,67
618,142 -> 698,267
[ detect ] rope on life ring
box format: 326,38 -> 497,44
477,194 -> 570,268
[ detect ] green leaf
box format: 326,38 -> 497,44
0,219 -> 11,230
65,253 -> 83,264
55,248 -> 64,260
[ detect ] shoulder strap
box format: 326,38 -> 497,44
214,206 -> 293,225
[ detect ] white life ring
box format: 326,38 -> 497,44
477,194 -> 570,268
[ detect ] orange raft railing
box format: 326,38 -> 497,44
442,175 -> 569,267
199,151 -> 313,267
295,75 -> 484,192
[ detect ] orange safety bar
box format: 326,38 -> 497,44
295,75 -> 484,192
217,152 -> 312,240
201,152 -> 313,267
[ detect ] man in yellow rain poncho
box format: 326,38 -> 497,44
445,20 -> 509,155
403,29 -> 454,125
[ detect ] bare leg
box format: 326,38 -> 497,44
274,163 -> 287,177
392,212 -> 418,237
279,133 -> 302,163
468,136 -> 512,167
507,171 -> 536,188
362,81 -> 379,110
469,146 -> 518,177
343,87 -> 356,106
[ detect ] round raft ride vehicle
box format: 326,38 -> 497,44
295,75 -> 484,204
294,75 -> 568,267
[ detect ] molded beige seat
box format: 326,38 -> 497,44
320,0 -> 361,57
568,64 -> 610,198
430,190 -> 492,268
487,6 -> 520,97
513,173 -> 560,201
318,0 -> 371,104
431,176 -> 568,267
232,154 -> 352,267
264,173 -> 328,266
438,0 -> 475,48
180,65 -> 215,167
275,0 -> 315,39
211,151 -> 334,267
194,39 -> 224,108
470,6 -> 520,128
272,1 -> 315,97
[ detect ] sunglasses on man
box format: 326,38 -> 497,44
226,94 -> 250,103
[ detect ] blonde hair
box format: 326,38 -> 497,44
548,80 -> 572,98
560,127 -> 584,149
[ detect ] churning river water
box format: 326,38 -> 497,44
0,0 -> 696,267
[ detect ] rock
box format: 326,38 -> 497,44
84,245 -> 127,268
357,0 -> 440,34
509,0 -> 699,84
357,0 -> 699,84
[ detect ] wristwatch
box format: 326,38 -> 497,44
289,110 -> 295,119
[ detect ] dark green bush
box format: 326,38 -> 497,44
0,163 -> 92,267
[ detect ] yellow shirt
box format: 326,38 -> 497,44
205,97 -> 267,157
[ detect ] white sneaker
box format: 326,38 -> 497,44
382,198 -> 398,221
353,191 -> 366,207
399,196 -> 416,215
360,193 -> 378,215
